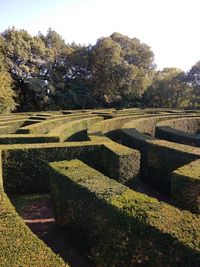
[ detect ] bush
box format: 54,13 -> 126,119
155,118 -> 200,147
49,116 -> 103,142
17,113 -> 95,134
2,142 -> 102,194
121,118 -> 200,194
171,159 -> 200,213
49,159 -> 200,267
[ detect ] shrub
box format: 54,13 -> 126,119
171,159 -> 200,213
49,159 -> 200,267
122,118 -> 200,194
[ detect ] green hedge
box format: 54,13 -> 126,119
28,116 -> 48,121
122,114 -> 200,137
87,116 -> 141,184
49,116 -> 103,142
122,119 -> 200,194
0,151 -> 3,188
155,126 -> 200,147
0,134 -> 59,145
101,141 -> 140,184
171,159 -> 200,213
155,117 -> 200,147
157,117 -> 200,133
0,115 -> 29,122
0,126 -> 14,135
17,114 -> 94,134
0,119 -> 28,133
1,139 -> 140,193
2,142 -> 103,194
49,159 -> 200,267
87,115 -> 143,137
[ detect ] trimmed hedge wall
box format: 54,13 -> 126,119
1,140 -> 140,193
49,159 -> 200,267
0,115 -> 29,123
121,117 -> 200,194
0,151 -> 3,188
0,126 -> 14,135
101,141 -> 140,184
1,108 -> 200,266
0,119 -> 28,133
17,113 -> 94,134
87,116 -> 141,184
155,125 -> 200,147
122,127 -> 200,194
171,159 -> 200,213
0,134 -> 60,144
122,114 -> 200,137
2,142 -> 103,194
157,117 -> 200,133
155,117 -> 200,147
49,116 -> 103,142
87,115 -> 144,137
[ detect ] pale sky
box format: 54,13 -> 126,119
0,0 -> 200,71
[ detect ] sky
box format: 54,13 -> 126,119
0,0 -> 200,71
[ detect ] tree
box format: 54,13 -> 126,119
187,61 -> 200,108
89,33 -> 155,107
38,28 -> 66,56
110,32 -> 155,70
59,45 -> 92,109
0,29 -> 156,111
38,43 -> 92,110
1,27 -> 53,111
142,68 -> 190,108
0,38 -> 16,112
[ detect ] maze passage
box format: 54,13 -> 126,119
0,108 -> 200,267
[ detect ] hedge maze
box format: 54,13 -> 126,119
0,108 -> 200,267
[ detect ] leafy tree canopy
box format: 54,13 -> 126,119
1,27 -> 199,112
142,68 -> 190,108
89,33 -> 155,107
187,61 -> 200,107
0,37 -> 16,112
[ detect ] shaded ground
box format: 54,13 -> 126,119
9,194 -> 93,267
136,180 -> 171,203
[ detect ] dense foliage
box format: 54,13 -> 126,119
142,68 -> 190,108
1,109 -> 200,265
0,37 -> 16,112
0,27 -> 200,112
49,159 -> 200,267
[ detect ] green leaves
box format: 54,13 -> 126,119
143,68 -> 190,108
90,33 -> 155,107
0,51 -> 16,113
0,28 -> 155,111
187,61 -> 200,108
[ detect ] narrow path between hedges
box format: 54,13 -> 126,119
136,181 -> 171,203
10,194 -> 94,267
9,183 -> 170,267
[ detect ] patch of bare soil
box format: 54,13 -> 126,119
19,196 -> 93,267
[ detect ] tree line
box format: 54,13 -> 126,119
0,27 -> 199,113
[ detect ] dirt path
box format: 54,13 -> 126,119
17,196 -> 93,267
